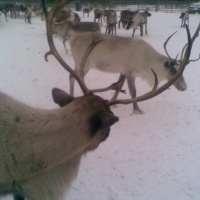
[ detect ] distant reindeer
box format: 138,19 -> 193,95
0,1 -> 199,200
25,5 -> 32,24
180,11 -> 189,27
126,10 -> 151,37
53,21 -> 101,46
67,26 -> 200,114
94,9 -> 103,23
3,3 -> 14,18
105,10 -> 117,35
83,7 -> 93,17
118,10 -> 138,29
41,9 -> 80,23
0,3 -> 8,22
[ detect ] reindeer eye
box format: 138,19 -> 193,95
170,68 -> 177,75
164,61 -> 170,68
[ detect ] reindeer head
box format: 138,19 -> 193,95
163,31 -> 200,91
180,12 -> 185,19
52,88 -> 118,152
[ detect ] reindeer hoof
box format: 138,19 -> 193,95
133,108 -> 145,115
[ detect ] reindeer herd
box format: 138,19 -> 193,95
0,0 -> 200,200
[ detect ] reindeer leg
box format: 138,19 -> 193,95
145,22 -> 147,34
132,29 -> 135,37
13,194 -> 24,200
118,19 -> 121,29
110,74 -> 126,103
127,75 -> 145,114
105,26 -> 108,34
140,25 -> 143,36
63,36 -> 70,54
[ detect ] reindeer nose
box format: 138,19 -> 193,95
176,83 -> 187,91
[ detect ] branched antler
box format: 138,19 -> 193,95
108,24 -> 200,106
164,31 -> 177,60
80,39 -> 102,80
42,0 -> 126,96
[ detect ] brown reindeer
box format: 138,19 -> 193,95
126,10 -> 151,37
83,7 -> 93,17
0,3 -> 8,21
0,1 -> 199,200
94,9 -> 103,23
118,10 -> 138,29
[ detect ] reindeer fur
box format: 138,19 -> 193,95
126,11 -> 151,37
0,89 -> 118,200
67,32 -> 187,114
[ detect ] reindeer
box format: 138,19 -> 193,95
94,9 -> 103,24
0,3 -> 8,22
83,7 -> 93,17
118,10 -> 138,29
0,1 -> 199,200
102,9 -> 109,22
67,26 -> 200,114
180,11 -> 189,27
126,10 -> 151,37
3,3 -> 14,18
105,10 -> 117,35
53,21 -> 101,47
41,9 -> 79,23
25,5 -> 32,24
31,4 -> 40,16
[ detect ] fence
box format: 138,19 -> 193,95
0,0 -> 200,13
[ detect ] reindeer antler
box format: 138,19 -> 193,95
163,31 -> 178,60
42,0 -> 126,96
42,0 -> 91,95
108,24 -> 200,106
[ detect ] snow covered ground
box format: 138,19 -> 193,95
0,10 -> 200,200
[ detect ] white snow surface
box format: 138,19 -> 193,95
0,10 -> 200,200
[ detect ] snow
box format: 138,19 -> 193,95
0,10 -> 200,200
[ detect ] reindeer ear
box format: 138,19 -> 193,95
164,61 -> 170,68
90,112 -> 119,134
52,88 -> 74,107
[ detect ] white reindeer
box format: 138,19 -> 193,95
126,10 -> 151,37
180,11 -> 189,27
67,28 -> 200,114
105,10 -> 117,35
